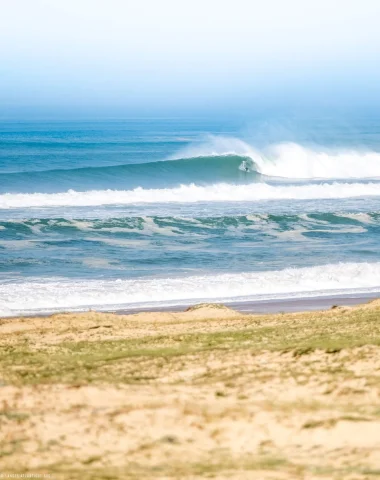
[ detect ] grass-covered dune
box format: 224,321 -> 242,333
1,301 -> 380,479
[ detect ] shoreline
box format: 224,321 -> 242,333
3,291 -> 380,319
113,290 -> 380,315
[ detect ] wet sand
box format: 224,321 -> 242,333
114,291 -> 380,315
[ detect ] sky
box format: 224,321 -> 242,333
1,0 -> 380,116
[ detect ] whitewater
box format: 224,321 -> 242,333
1,118 -> 380,315
1,182 -> 380,208
2,262 -> 380,317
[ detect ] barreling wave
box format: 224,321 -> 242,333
1,182 -> 380,208
174,137 -> 380,179
0,155 -> 258,194
1,262 -> 380,316
3,139 -> 380,195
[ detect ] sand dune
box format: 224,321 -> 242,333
1,301 -> 380,479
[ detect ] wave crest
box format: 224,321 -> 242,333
3,137 -> 380,195
0,154 -> 258,194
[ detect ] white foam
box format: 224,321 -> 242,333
81,257 -> 119,269
1,262 -> 380,316
258,143 -> 380,179
1,182 -> 380,208
0,239 -> 39,250
87,237 -> 152,248
338,213 -> 376,224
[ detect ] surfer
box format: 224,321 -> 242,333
241,160 -> 249,172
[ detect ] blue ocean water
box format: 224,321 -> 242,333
1,116 -> 380,315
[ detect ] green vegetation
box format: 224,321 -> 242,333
0,306 -> 379,386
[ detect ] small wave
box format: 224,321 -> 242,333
1,213 -> 379,236
1,262 -> 380,316
1,182 -> 380,208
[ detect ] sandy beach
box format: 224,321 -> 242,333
1,299 -> 380,479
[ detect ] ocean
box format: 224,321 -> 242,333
1,116 -> 380,316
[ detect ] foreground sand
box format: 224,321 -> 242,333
1,301 -> 380,479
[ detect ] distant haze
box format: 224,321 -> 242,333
1,0 -> 380,116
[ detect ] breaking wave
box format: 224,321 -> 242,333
0,154 -> 257,194
1,182 -> 380,208
3,138 -> 380,195
1,262 -> 380,316
174,136 -> 380,179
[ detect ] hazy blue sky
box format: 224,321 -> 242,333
1,0 -> 380,115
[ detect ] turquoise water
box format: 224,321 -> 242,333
1,117 -> 380,315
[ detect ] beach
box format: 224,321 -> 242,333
2,2 -> 380,479
1,119 -> 380,479
1,299 -> 380,479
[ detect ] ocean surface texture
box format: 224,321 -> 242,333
1,117 -> 380,316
